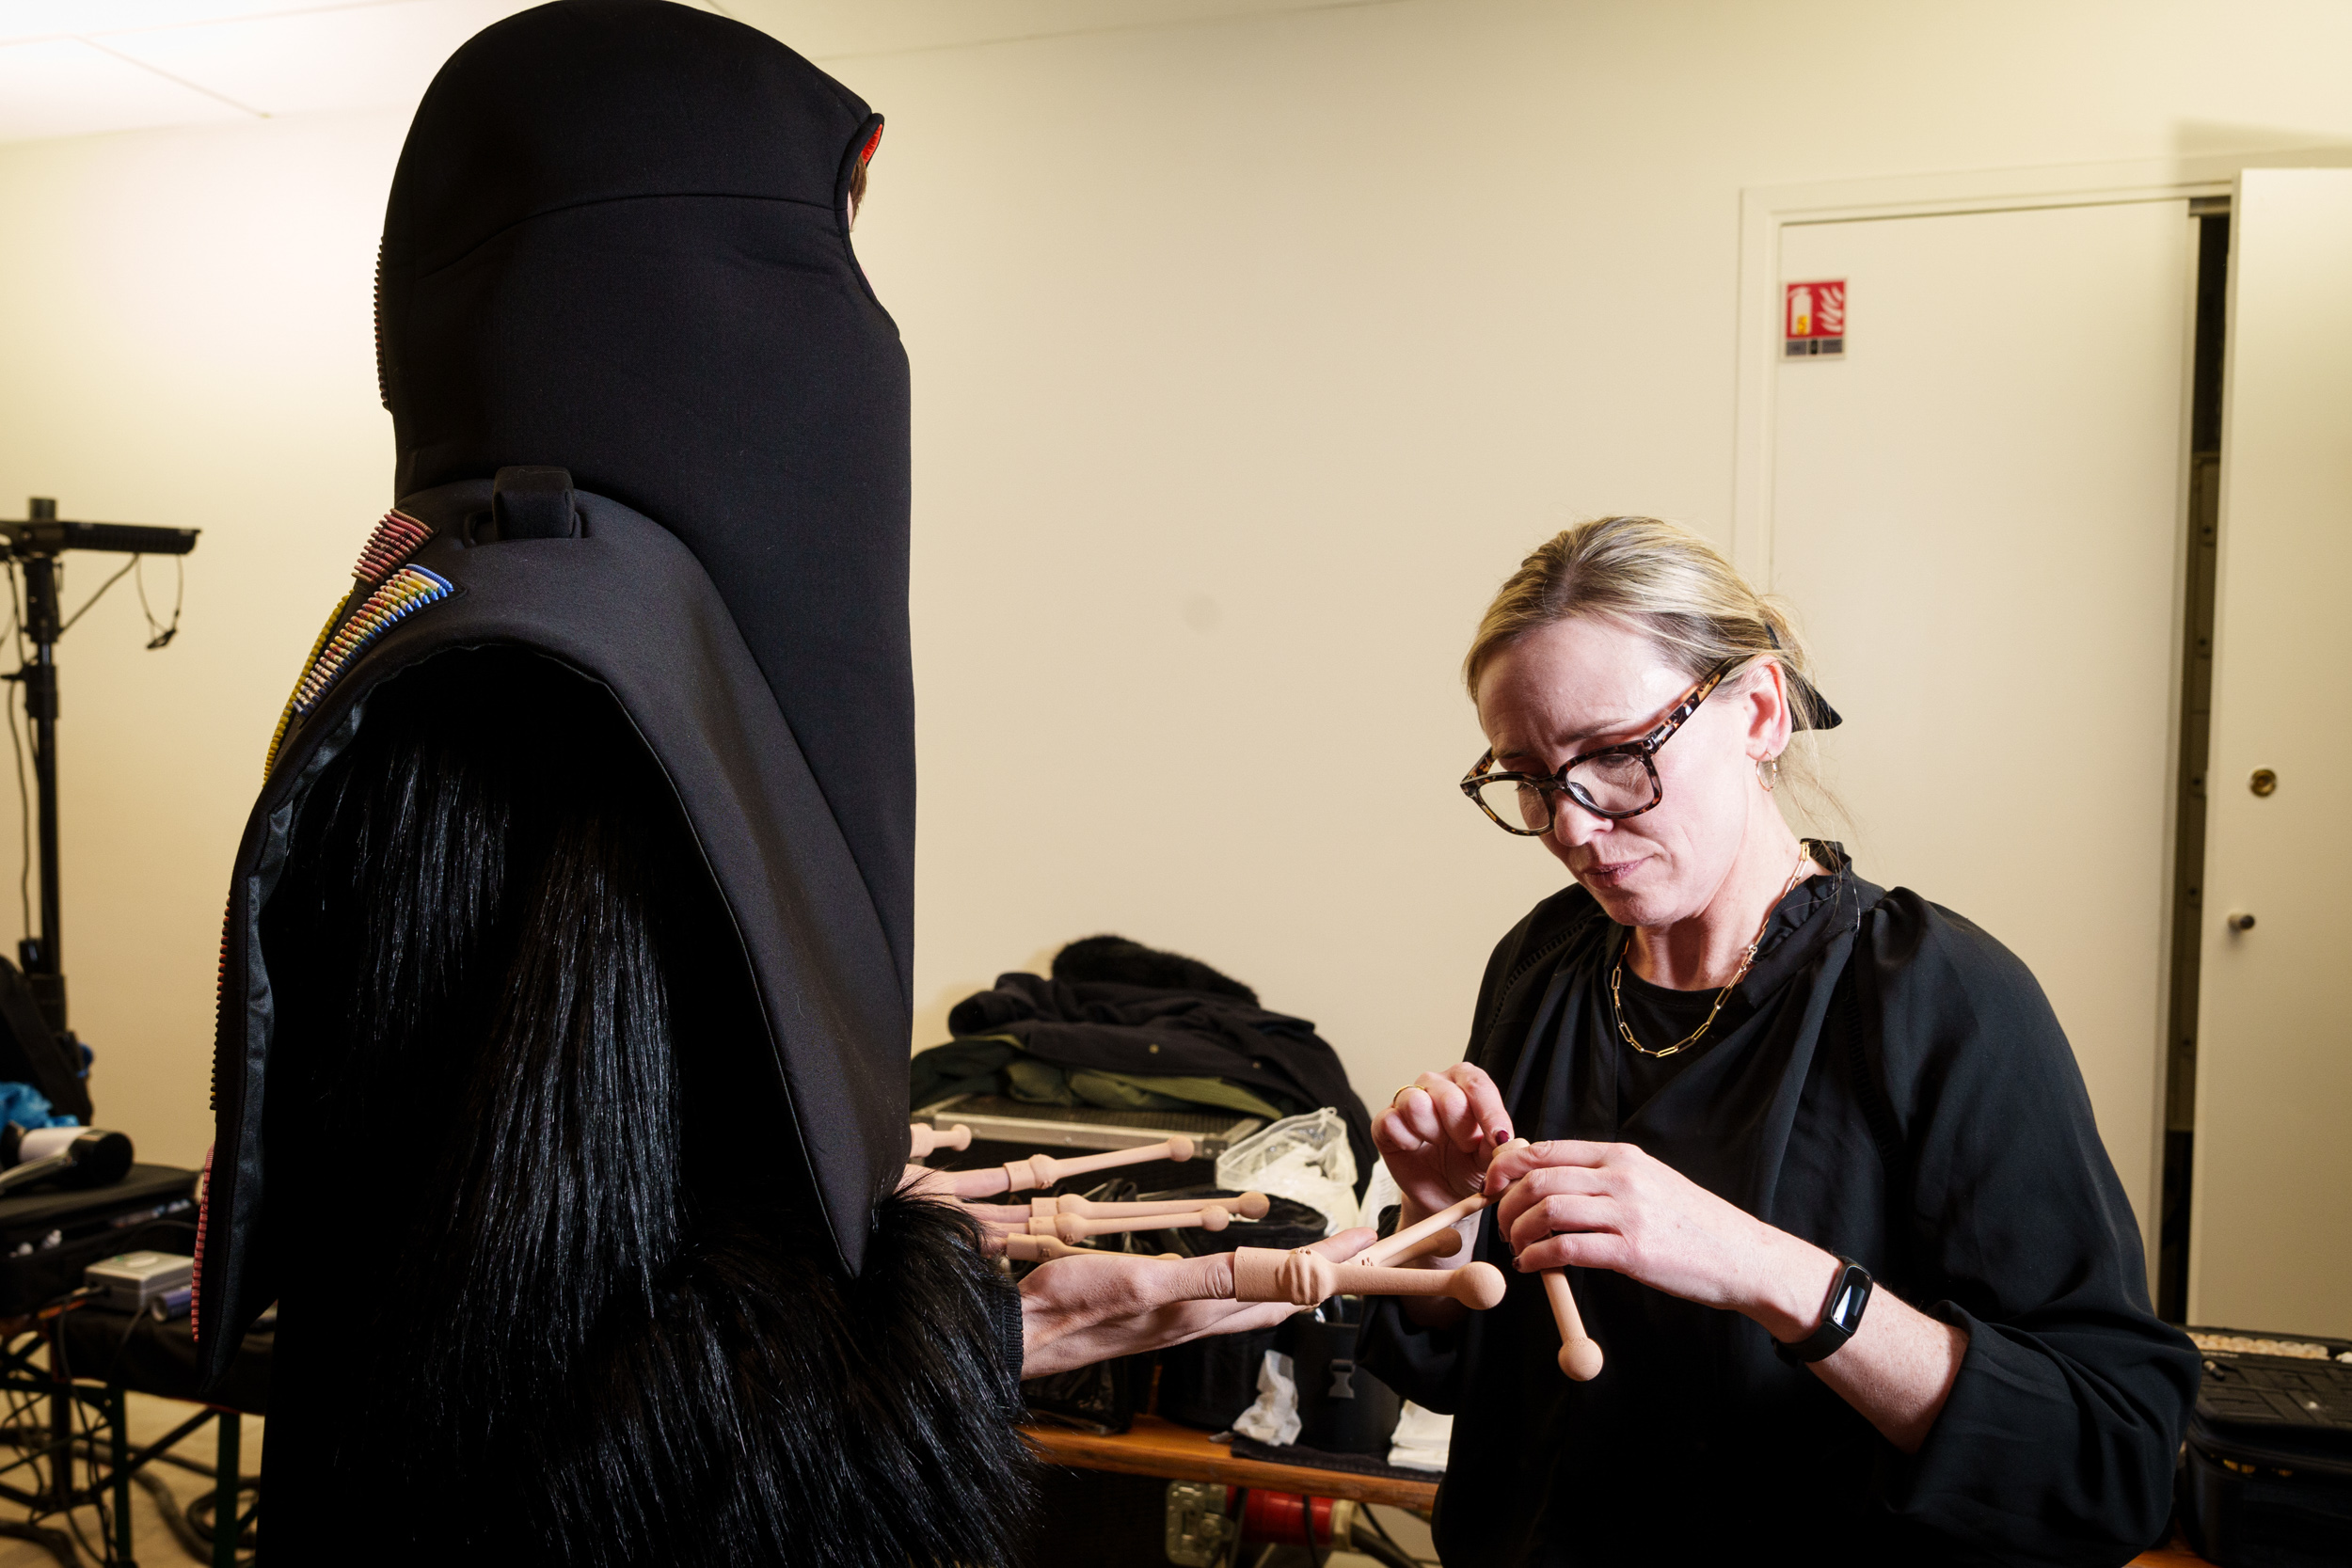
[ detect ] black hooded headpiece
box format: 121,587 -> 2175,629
198,0 -> 918,1375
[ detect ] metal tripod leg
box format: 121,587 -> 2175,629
212,1410 -> 239,1568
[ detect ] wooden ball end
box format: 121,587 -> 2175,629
1165,1135 -> 1197,1162
942,1123 -> 973,1150
1200,1207 -> 1230,1231
1234,1191 -> 1270,1219
1559,1338 -> 1604,1381
1454,1262 -> 1508,1310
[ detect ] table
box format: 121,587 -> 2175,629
1021,1415 -> 1436,1511
1023,1418 -> 2213,1563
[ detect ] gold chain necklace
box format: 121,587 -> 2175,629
1611,847 -> 1810,1060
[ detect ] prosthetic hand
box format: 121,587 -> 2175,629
1012,1227 -> 1379,1381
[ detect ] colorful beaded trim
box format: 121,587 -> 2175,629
261,510 -> 442,777
262,592 -> 350,777
262,563 -> 453,777
353,509 -> 432,584
289,565 -> 453,719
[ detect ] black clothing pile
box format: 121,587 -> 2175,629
1360,845 -> 2199,1567
914,936 -> 1373,1194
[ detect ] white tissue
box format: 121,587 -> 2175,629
1231,1350 -> 1302,1446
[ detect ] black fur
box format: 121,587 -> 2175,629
1050,934 -> 1259,1006
260,649 -> 1034,1565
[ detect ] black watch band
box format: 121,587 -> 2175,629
1774,1256 -> 1873,1366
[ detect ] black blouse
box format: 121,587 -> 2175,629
1359,846 -> 2197,1566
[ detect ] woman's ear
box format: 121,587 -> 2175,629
1744,660 -> 1796,760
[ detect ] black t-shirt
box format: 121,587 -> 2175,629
1608,962 -> 1724,1112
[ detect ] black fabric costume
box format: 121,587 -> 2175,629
914,945 -> 1375,1193
1359,845 -> 2199,1567
193,4 -> 1033,1561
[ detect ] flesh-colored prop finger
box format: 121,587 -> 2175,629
946,1136 -> 1199,1199
1381,1227 -> 1465,1266
996,1232 -> 1182,1264
1543,1267 -> 1604,1381
1038,1191 -> 1269,1222
1357,1191 -> 1489,1269
1231,1247 -> 1506,1309
1035,1208 -> 1231,1243
909,1122 -> 973,1159
975,1191 -> 1269,1224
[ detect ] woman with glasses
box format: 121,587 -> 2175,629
1358,516 -> 2195,1566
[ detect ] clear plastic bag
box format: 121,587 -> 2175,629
1215,1108 -> 1359,1235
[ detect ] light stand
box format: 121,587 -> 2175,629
0,499 -> 199,1042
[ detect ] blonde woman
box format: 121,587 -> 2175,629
1361,517 -> 2195,1565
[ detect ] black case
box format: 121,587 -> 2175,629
0,1164 -> 199,1316
2180,1325 -> 2352,1567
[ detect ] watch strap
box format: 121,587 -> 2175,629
1774,1256 -> 1873,1366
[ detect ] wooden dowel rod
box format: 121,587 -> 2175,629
1382,1227 -> 1464,1266
1035,1209 -> 1230,1243
1543,1268 -> 1604,1381
1230,1247 -> 1507,1309
909,1122 -> 973,1159
946,1136 -> 1198,1199
1358,1191 -> 1488,1269
1037,1192 -> 1271,1222
996,1232 -> 1180,1263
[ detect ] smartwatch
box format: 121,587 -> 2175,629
1774,1256 -> 1873,1366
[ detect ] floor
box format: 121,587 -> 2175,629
0,1393 -> 258,1568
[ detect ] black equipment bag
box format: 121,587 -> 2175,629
1150,1192 -> 1328,1433
2180,1327 -> 2352,1566
0,958 -> 90,1123
0,1164 -> 198,1316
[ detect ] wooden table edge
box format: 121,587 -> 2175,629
1018,1414 -> 1439,1511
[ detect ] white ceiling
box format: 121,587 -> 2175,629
0,0 -> 1364,146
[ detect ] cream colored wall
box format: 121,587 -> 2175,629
3,0 -> 2352,1170
0,112 -> 405,1165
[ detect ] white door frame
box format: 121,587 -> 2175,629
1728,146 -> 2350,1281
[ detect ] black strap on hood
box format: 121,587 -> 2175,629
199,0 -> 913,1383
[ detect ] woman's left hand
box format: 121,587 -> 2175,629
1486,1138 -> 1825,1331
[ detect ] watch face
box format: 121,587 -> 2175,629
1827,1264 -> 1873,1334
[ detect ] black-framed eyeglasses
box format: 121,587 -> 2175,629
1459,658 -> 1739,835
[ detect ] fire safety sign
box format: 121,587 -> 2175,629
1784,280 -> 1845,357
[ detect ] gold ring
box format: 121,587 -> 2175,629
1390,1084 -> 1422,1109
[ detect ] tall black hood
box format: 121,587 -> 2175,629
198,0 -> 914,1380
377,0 -> 911,975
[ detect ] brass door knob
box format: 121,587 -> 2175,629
2250,768 -> 2278,797
2227,911 -> 2257,933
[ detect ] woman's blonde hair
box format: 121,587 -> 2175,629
1465,516 -> 1839,800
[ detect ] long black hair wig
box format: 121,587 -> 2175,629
259,648 -> 1032,1563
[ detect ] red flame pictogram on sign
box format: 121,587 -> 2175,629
1784,280 -> 1846,358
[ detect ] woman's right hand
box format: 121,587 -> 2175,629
1374,1065 -> 1514,1225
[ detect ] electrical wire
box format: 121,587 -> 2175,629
55,559 -> 135,641
133,557 -> 182,651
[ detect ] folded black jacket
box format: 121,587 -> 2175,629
940,974 -> 1373,1196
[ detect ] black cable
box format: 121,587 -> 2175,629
133,556 -> 181,651
1349,1532 -> 1422,1568
55,558 -> 135,641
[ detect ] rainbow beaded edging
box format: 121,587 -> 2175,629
262,511 -> 449,778
288,565 -> 453,720
353,510 -> 432,584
